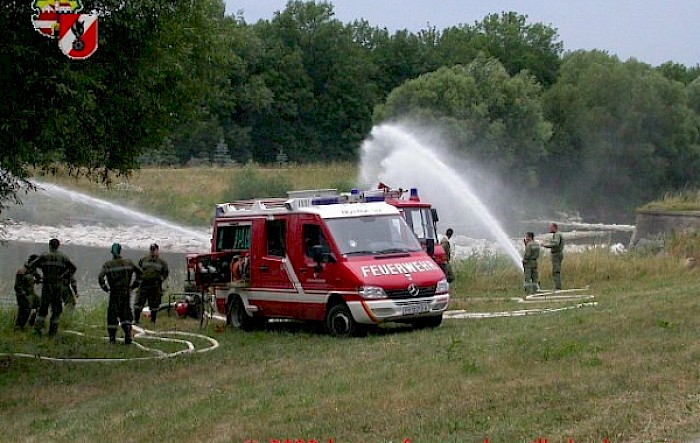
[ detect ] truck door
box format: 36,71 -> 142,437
287,215 -> 338,321
251,217 -> 296,317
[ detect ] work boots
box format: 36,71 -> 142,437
108,329 -> 117,343
14,311 -> 28,330
133,308 -> 141,325
48,322 -> 58,337
122,324 -> 132,345
150,309 -> 157,325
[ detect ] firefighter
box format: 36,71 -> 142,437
522,232 -> 540,294
440,228 -> 455,282
134,243 -> 169,325
14,254 -> 41,330
27,238 -> 77,337
542,222 -> 565,290
98,243 -> 142,344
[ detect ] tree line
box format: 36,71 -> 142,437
1,0 -> 699,220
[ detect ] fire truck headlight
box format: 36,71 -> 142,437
436,279 -> 449,294
359,286 -> 387,299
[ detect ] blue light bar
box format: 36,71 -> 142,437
311,196 -> 341,205
364,196 -> 386,202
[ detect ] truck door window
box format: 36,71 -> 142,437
303,224 -> 329,258
216,224 -> 251,251
266,220 -> 287,257
403,208 -> 436,241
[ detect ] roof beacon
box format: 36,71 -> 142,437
311,196 -> 343,206
361,189 -> 386,203
409,188 -> 420,202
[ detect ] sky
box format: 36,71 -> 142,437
224,0 -> 699,67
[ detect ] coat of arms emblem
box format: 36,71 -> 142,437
31,1 -> 98,59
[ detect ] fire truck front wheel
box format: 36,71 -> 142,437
227,295 -> 257,331
326,304 -> 361,337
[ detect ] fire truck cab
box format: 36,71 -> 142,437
370,184 -> 447,270
188,189 -> 450,336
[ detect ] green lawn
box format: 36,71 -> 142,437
7,167 -> 700,442
2,257 -> 700,442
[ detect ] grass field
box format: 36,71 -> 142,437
3,257 -> 700,443
4,167 -> 700,442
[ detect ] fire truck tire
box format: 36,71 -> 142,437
411,314 -> 443,329
325,304 -> 360,337
227,296 -> 256,331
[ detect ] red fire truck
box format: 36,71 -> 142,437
187,189 -> 450,336
371,184 -> 447,270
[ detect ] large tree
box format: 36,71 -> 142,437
369,27 -> 441,98
657,61 -> 700,85
374,57 -> 552,188
239,1 -> 378,163
0,0 -> 230,211
166,14 -> 266,164
543,50 -> 700,220
469,12 -> 563,87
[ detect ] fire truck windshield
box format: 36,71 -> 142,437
325,215 -> 422,256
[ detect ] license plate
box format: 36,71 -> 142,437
402,303 -> 429,315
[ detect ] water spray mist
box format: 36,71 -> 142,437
358,123 -> 524,270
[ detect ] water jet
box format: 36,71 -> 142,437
358,123 -> 523,270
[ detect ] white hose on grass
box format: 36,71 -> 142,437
0,325 -> 219,363
447,287 -> 597,319
444,301 -> 598,319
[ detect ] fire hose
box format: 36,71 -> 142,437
0,325 -> 219,363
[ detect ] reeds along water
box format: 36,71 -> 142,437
358,123 -> 524,271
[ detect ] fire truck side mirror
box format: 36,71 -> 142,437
431,208 -> 439,223
426,238 -> 435,257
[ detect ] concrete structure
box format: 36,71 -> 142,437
630,210 -> 700,248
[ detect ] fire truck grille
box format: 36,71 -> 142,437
385,286 -> 436,299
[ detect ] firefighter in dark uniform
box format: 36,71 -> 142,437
27,238 -> 77,337
98,243 -> 142,344
14,254 -> 41,330
134,243 -> 169,325
440,228 -> 455,282
542,222 -> 565,290
522,232 -> 540,294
